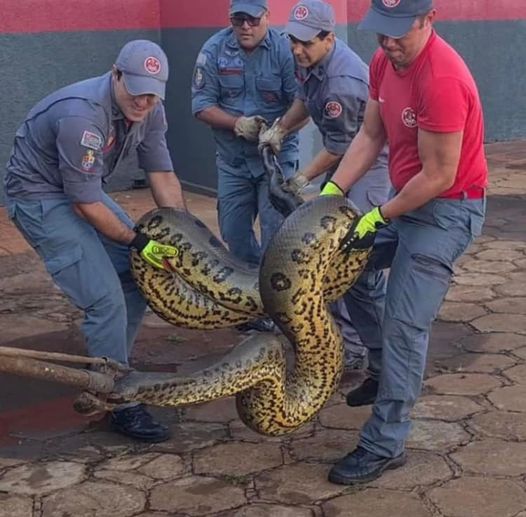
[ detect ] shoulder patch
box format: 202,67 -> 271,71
81,149 -> 96,172
325,101 -> 343,119
80,130 -> 103,150
196,52 -> 207,66
193,66 -> 205,90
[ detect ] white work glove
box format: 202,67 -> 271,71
258,117 -> 287,154
282,171 -> 309,194
233,115 -> 266,142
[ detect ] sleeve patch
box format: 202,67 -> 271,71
80,130 -> 103,150
193,67 -> 206,90
196,52 -> 207,66
81,149 -> 96,172
325,101 -> 343,119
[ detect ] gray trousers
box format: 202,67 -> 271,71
354,197 -> 485,457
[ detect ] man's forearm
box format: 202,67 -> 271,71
278,99 -> 310,134
302,148 -> 342,181
149,171 -> 187,211
196,106 -> 238,131
74,202 -> 136,245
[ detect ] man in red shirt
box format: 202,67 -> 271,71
323,0 -> 487,484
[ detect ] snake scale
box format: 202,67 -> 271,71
109,194 -> 370,436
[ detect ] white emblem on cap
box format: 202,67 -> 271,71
293,5 -> 309,20
144,56 -> 161,75
401,107 -> 417,128
382,0 -> 401,7
325,101 -> 343,119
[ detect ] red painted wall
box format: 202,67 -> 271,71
2,0 -> 525,33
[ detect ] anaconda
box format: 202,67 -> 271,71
105,195 -> 370,436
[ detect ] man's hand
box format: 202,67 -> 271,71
234,115 -> 266,142
320,180 -> 344,196
259,118 -> 287,154
341,207 -> 389,251
129,233 -> 178,270
282,172 -> 309,194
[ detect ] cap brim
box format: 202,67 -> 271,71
230,4 -> 265,17
123,73 -> 166,100
358,8 -> 416,38
285,21 -> 321,42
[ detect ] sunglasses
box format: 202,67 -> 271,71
230,14 -> 262,27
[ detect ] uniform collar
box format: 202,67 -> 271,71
306,41 -> 336,82
226,28 -> 271,52
110,76 -> 127,121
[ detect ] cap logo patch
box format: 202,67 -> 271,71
401,107 -> 417,128
325,101 -> 343,119
382,0 -> 401,7
293,5 -> 309,20
144,56 -> 161,75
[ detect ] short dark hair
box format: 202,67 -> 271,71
317,30 -> 331,40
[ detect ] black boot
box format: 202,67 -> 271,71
110,404 -> 170,443
346,377 -> 378,407
328,446 -> 407,485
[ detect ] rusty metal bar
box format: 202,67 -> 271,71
0,356 -> 115,393
0,346 -> 127,371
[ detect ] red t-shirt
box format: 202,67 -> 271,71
369,31 -> 488,198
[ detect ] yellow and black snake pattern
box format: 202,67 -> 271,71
111,195 -> 370,436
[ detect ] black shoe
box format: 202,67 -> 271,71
328,446 -> 407,485
346,377 -> 379,407
344,353 -> 367,371
236,318 -> 275,333
110,404 -> 170,443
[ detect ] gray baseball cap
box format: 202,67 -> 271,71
229,0 -> 268,17
359,0 -> 433,38
115,40 -> 169,100
286,0 -> 336,42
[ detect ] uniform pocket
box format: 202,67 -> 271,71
45,243 -> 83,275
256,76 -> 282,105
218,75 -> 244,106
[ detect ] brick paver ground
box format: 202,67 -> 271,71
0,141 -> 525,516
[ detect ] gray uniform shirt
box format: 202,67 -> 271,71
4,72 -> 173,203
297,38 -> 388,169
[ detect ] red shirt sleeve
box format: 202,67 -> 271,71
369,50 -> 384,101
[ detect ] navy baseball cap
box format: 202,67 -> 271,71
230,0 -> 268,17
115,40 -> 169,100
286,0 -> 336,41
359,0 -> 433,38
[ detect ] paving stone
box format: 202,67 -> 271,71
102,452 -> 161,472
151,422 -> 228,454
445,285 -> 495,303
428,477 -> 526,517
452,272 -> 507,286
217,504 -> 313,516
137,453 -> 185,480
472,313 -> 526,334
488,385 -> 526,412
0,494 -> 33,517
42,480 -> 145,517
0,460 -> 85,495
150,476 -> 246,515
228,419 -> 312,443
407,420 -> 470,451
452,439 -> 526,476
485,297 -> 526,314
438,302 -> 487,322
371,451 -> 452,489
254,463 -> 345,504
290,429 -> 359,463
0,314 -> 68,344
473,249 -> 524,261
461,259 -> 517,274
434,353 -> 516,374
425,373 -> 501,396
193,441 -> 283,477
317,403 -> 372,431
503,363 -> 526,383
512,346 -> 526,360
0,458 -> 26,469
495,273 -> 526,297
322,489 -> 431,517
94,468 -> 155,490
184,397 -> 240,423
460,333 -> 526,353
413,395 -> 484,421
514,258 -> 526,269
470,410 -> 526,440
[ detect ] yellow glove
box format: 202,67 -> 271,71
341,207 -> 389,251
129,233 -> 178,270
320,180 -> 344,196
258,117 -> 287,154
234,115 -> 266,142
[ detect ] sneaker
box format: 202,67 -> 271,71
110,404 -> 170,443
346,377 -> 379,407
236,318 -> 275,333
328,446 -> 407,485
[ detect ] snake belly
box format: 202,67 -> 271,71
115,196 -> 370,435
